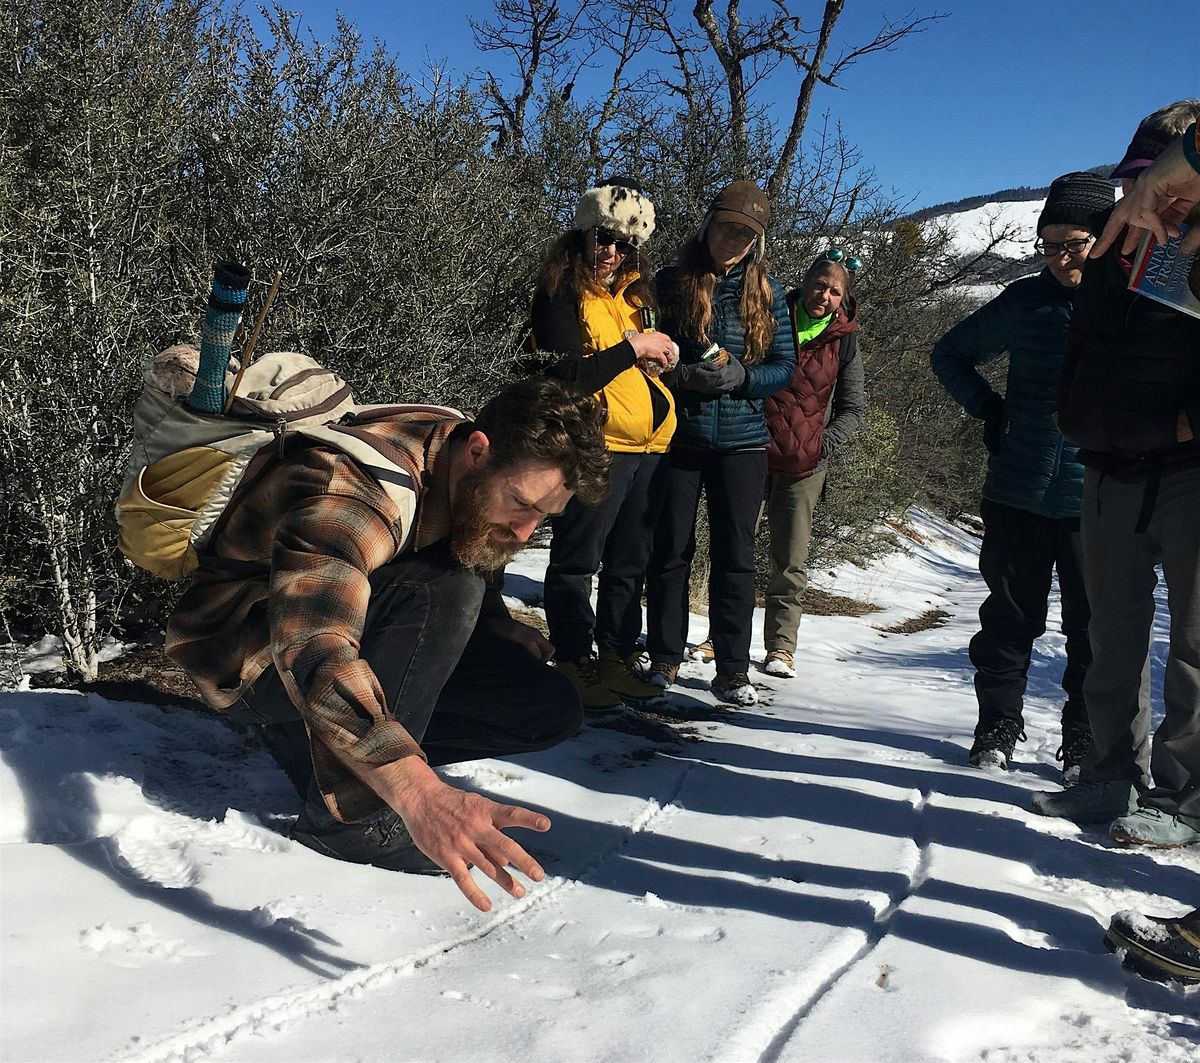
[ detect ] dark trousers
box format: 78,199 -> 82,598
969,498 -> 1091,736
239,542 -> 583,807
646,447 -> 768,675
1079,465 -> 1200,827
543,451 -> 663,661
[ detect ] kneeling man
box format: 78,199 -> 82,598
167,377 -> 610,910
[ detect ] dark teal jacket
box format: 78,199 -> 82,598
656,265 -> 795,450
931,268 -> 1083,518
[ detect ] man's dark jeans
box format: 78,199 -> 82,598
238,542 -> 583,825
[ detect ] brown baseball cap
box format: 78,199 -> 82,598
710,180 -> 770,238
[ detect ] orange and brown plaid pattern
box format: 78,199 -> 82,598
167,409 -> 465,821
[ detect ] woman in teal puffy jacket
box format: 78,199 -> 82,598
644,181 -> 794,706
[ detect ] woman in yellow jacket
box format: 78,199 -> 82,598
531,178 -> 678,707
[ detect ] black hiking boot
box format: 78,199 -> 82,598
1055,724 -> 1093,786
1105,908 -> 1200,986
292,798 -> 445,875
968,718 -> 1026,771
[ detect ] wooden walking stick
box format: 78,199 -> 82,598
223,269 -> 283,414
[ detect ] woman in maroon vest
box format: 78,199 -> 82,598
761,251 -> 864,677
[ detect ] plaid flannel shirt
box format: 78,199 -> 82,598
167,407 -> 466,821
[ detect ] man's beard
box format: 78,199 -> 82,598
450,467 -> 527,573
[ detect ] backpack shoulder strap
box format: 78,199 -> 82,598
296,424 -> 419,514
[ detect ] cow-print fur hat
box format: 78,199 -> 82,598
574,177 -> 656,245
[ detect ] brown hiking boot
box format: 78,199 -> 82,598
556,654 -> 620,710
647,660 -> 679,690
763,649 -> 795,678
598,648 -> 666,702
688,638 -> 714,662
711,672 -> 758,706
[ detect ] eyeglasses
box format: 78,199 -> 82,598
823,247 -> 862,272
1034,237 -> 1092,257
595,228 -> 637,257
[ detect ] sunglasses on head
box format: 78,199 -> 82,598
823,247 -> 862,272
595,228 -> 638,257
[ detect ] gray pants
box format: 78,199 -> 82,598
1079,464 -> 1200,828
763,468 -> 826,653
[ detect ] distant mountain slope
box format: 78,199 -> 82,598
913,164 -> 1119,282
906,164 -> 1114,224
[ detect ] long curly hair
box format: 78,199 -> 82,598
534,229 -> 657,312
661,233 -> 776,364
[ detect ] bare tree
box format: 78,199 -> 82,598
690,0 -> 942,194
471,0 -> 592,153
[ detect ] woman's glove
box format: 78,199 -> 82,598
675,356 -> 746,395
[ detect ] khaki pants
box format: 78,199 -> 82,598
763,468 -> 827,653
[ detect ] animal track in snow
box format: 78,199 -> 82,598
671,925 -> 726,943
104,820 -> 201,890
863,749 -> 929,763
440,989 -> 495,1008
440,764 -> 525,790
79,922 -> 208,968
533,983 -> 580,1001
594,950 -> 636,967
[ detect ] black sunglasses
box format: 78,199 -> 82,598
823,247 -> 862,272
595,228 -> 638,257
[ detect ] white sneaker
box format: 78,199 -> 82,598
763,649 -> 795,678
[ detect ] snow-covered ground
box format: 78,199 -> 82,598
2,510 -> 1196,1063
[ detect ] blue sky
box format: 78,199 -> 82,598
265,0 -> 1198,209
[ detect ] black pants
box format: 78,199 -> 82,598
646,447 -> 768,675
543,451 -> 663,661
969,498 -> 1091,735
239,542 -> 584,805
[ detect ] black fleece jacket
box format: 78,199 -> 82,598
1058,206 -> 1200,477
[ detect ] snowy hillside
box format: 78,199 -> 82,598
2,510 -> 1196,1063
928,198 -> 1046,261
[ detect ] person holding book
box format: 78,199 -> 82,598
1033,100 -> 1200,848
644,181 -> 795,706
931,171 -> 1114,779
759,250 -> 864,679
528,178 -> 678,709
1093,116 -> 1200,258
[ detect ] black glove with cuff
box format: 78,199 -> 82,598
675,356 -> 747,396
980,392 -> 1005,454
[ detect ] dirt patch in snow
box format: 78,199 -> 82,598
876,608 -> 952,635
28,644 -> 207,710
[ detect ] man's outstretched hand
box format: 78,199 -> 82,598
1092,136 -> 1200,258
376,756 -> 551,911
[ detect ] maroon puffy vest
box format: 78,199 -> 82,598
765,293 -> 858,477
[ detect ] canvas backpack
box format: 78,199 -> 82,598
117,349 -> 460,580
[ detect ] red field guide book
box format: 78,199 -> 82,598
1127,220 -> 1200,320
